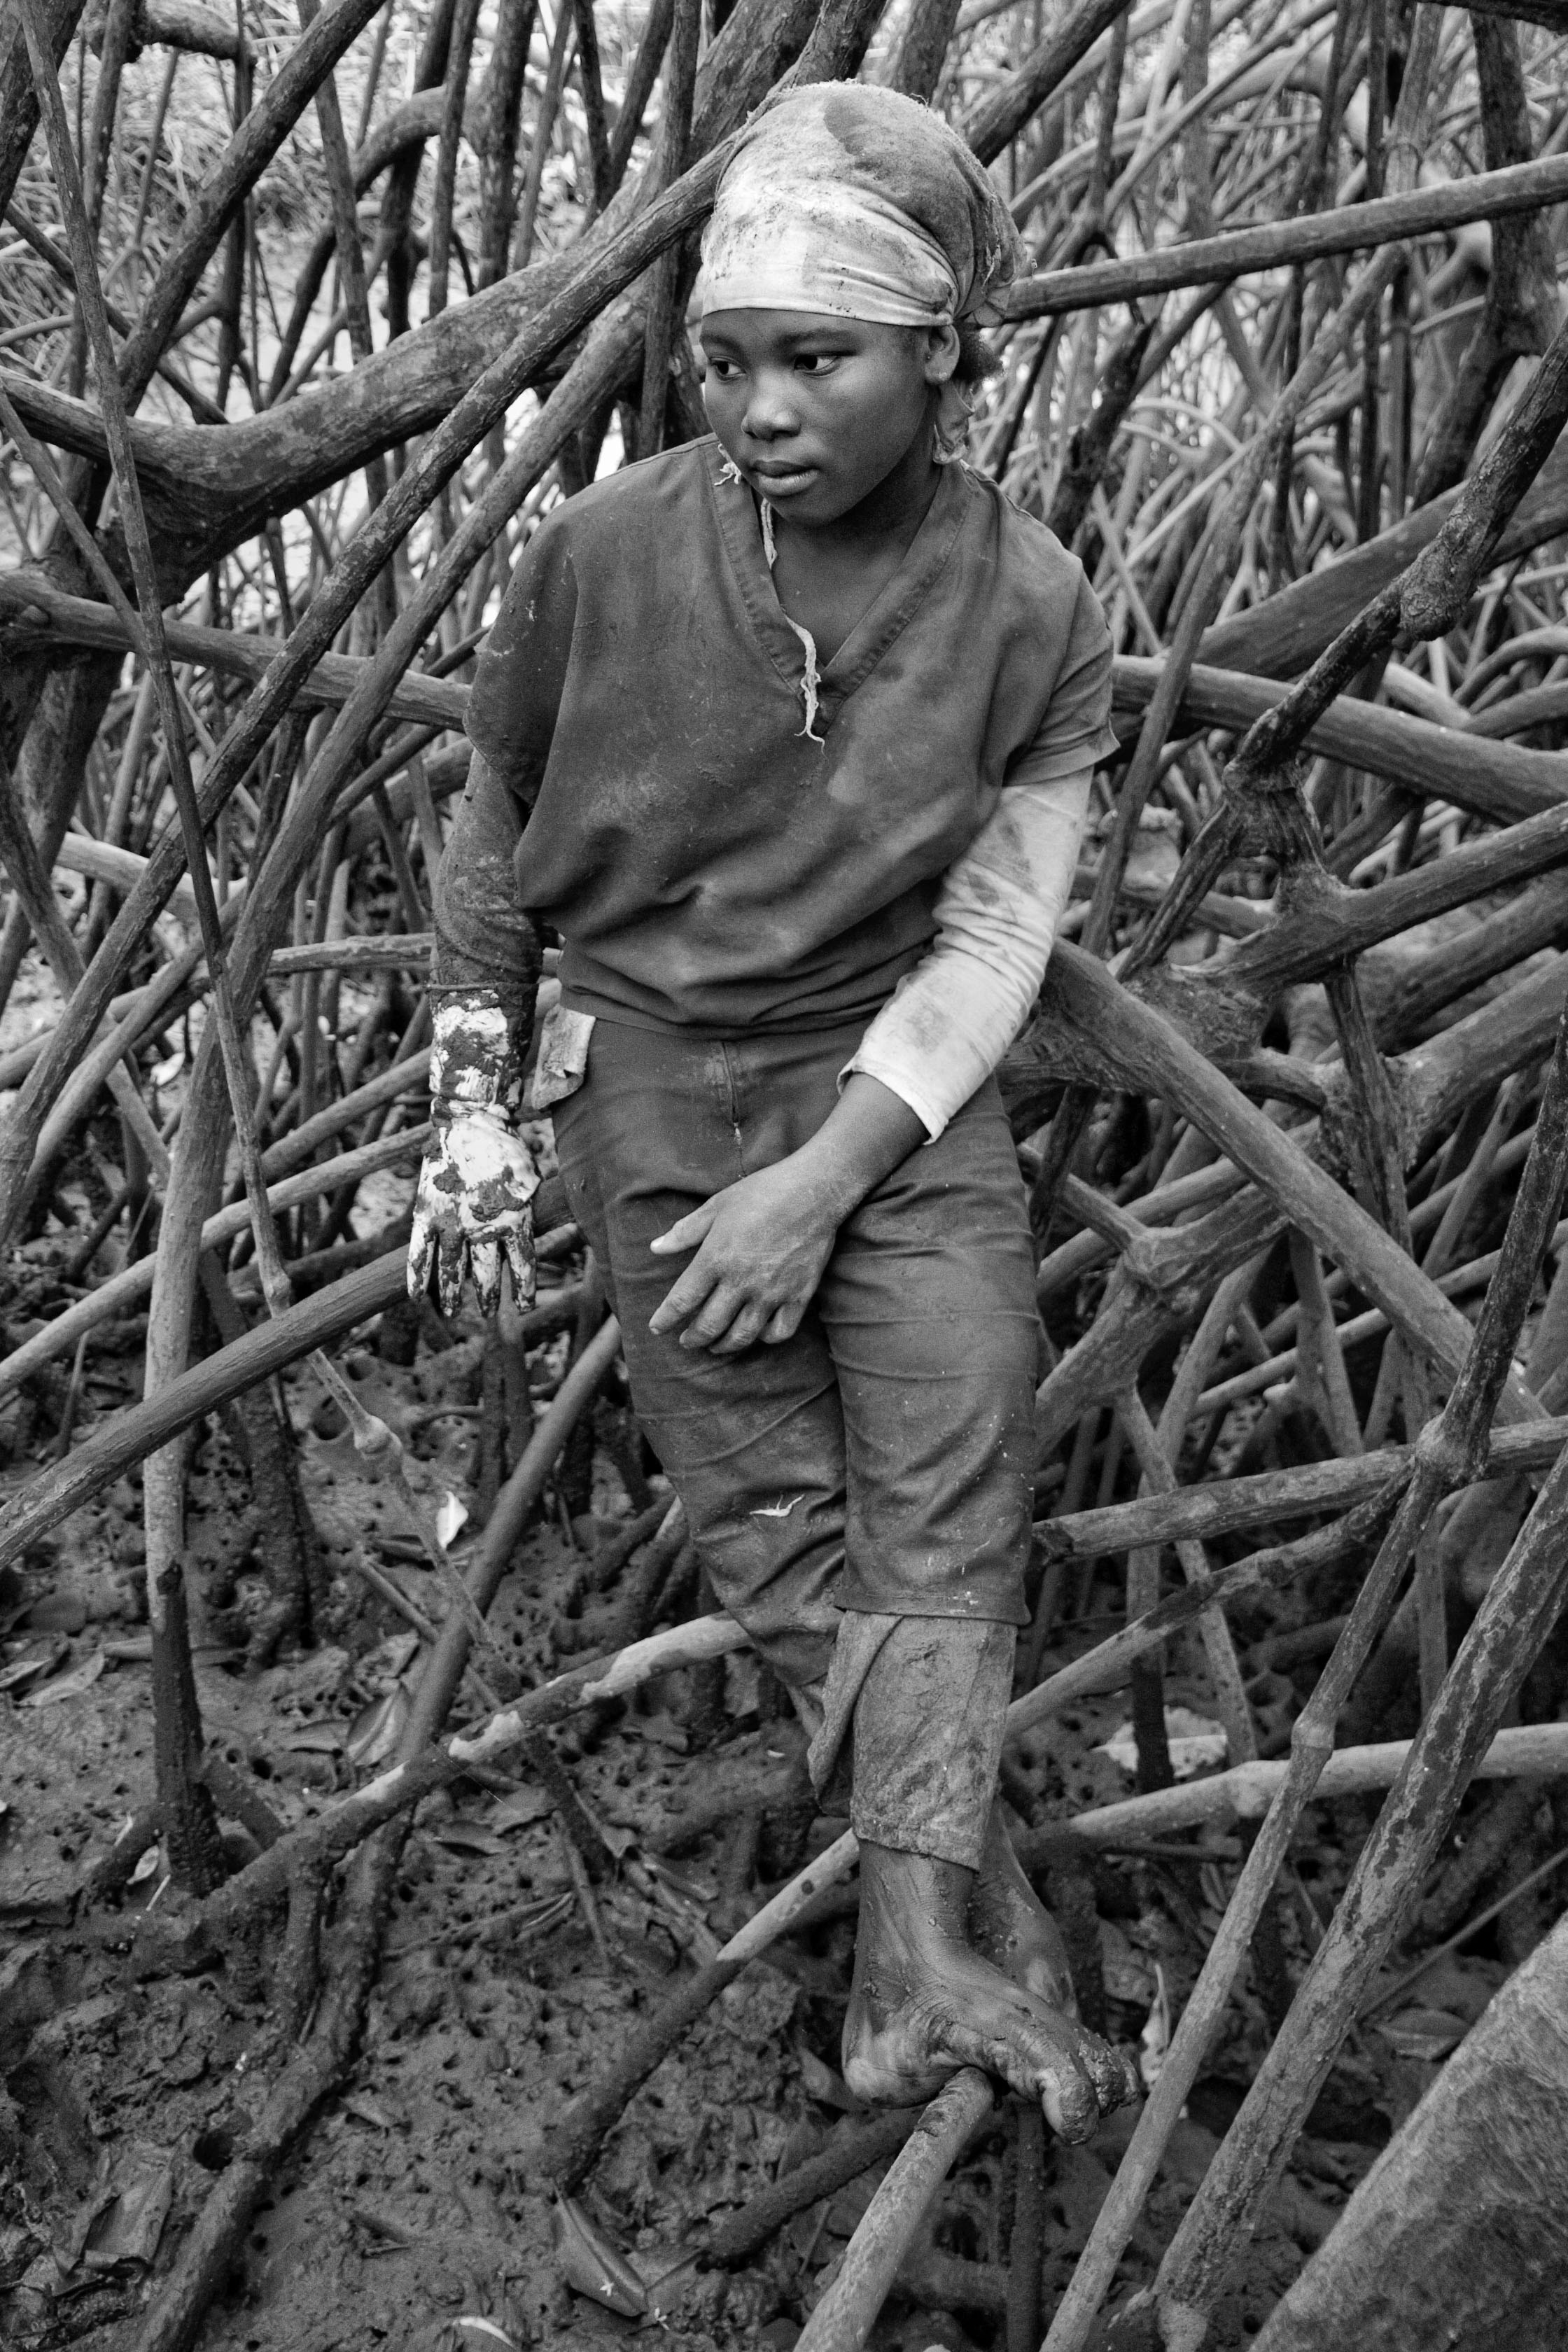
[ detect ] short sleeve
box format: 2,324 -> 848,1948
463,505 -> 579,805
1011,572 -> 1118,787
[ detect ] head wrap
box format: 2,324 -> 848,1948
699,85 -> 1022,457
700,83 -> 1023,330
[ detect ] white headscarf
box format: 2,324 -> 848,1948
699,84 -> 1025,456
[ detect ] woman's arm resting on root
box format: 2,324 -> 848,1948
844,766 -> 1092,1140
648,1074 -> 926,1353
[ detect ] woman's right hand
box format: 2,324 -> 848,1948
408,1105 -> 539,1317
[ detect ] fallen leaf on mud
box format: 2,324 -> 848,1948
489,1782 -> 552,1832
1374,2006 -> 1469,2061
1140,1961 -> 1173,2092
360,1630 -> 423,1681
1099,1919 -> 1158,2006
430,1821 -> 509,1857
1098,1707 -> 1228,1782
553,2191 -> 648,2317
643,1856 -> 717,1905
66,2141 -> 175,2274
22,1651 -> 105,1707
435,1491 -> 469,1549
445,2320 -> 517,2349
349,2202 -> 417,2248
643,2249 -> 701,2316
620,1710 -> 688,1753
20,2248 -> 72,2297
280,1722 -> 346,1754
0,1637 -> 66,1693
342,2092 -> 396,2130
128,1844 -> 162,1886
1402,1952 -> 1504,2024
257,1648 -> 352,1712
24,1594 -> 88,1634
346,1685 -> 410,1767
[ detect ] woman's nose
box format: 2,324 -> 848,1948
743,370 -> 799,442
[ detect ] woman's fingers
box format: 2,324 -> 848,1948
648,1186 -> 828,1345
649,1199 -> 721,1256
711,1300 -> 771,1354
678,1280 -> 752,1349
437,1231 -> 467,1322
649,1254 -> 724,1336
407,1214 -> 436,1303
652,1249 -> 785,1350
470,1237 -> 503,1317
503,1228 -> 537,1308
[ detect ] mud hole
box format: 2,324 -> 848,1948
0,1231 -> 1526,2351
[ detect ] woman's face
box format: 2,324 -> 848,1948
698,311 -> 959,526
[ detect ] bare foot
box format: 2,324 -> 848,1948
969,1803 -> 1078,2013
843,1843 -> 1140,2142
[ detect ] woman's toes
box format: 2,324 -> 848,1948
1037,2057 -> 1100,2143
1082,2029 -> 1140,2112
1018,2010 -> 1138,2132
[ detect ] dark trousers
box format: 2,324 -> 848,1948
551,1012 -> 1038,1861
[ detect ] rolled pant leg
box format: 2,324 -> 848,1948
811,1614 -> 1016,1868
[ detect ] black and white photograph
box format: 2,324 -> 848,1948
2,0 -> 1568,2343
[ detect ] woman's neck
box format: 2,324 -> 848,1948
773,414 -> 944,567
762,420 -> 948,667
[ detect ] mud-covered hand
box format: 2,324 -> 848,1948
408,986 -> 536,1317
409,1103 -> 539,1317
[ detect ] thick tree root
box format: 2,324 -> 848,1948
1255,1910 -> 1568,2351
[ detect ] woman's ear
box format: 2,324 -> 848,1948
922,322 -> 962,386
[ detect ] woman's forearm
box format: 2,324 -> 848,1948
790,1072 -> 928,1221
430,752 -> 540,1009
845,767 -> 1092,1140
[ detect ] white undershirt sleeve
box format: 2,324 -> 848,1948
842,765 -> 1093,1142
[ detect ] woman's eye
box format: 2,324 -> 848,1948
706,356 -> 741,381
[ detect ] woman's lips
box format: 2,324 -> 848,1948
750,463 -> 819,496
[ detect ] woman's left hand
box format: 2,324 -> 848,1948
648,1076 -> 927,1352
648,1158 -> 842,1351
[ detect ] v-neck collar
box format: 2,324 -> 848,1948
704,438 -> 969,735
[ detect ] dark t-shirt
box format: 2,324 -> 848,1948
438,435 -> 1114,1032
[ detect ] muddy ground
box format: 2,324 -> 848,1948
0,1194 -> 1539,2352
